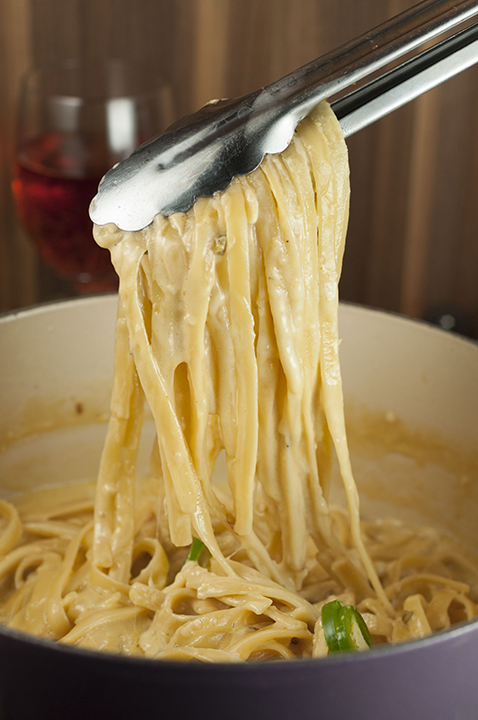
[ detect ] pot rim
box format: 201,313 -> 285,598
2,293 -> 476,350
0,611 -> 476,674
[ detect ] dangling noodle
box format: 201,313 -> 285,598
0,101 -> 476,661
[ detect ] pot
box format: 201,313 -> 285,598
0,295 -> 476,720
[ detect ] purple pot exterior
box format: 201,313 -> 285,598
0,620 -> 477,720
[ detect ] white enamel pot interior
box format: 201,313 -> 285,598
0,295 -> 476,720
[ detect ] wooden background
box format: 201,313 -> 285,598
1,0 -> 477,337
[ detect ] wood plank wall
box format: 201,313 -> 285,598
1,0 -> 477,336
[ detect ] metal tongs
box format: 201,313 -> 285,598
90,0 -> 478,231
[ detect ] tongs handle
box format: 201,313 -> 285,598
265,0 -> 478,127
334,18 -> 478,136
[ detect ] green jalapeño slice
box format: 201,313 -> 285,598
321,599 -> 374,653
184,538 -> 212,568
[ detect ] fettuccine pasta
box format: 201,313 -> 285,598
0,102 -> 476,661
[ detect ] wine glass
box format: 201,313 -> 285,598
12,58 -> 175,294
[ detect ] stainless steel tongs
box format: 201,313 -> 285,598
90,0 -> 478,231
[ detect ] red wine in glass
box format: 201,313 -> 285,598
13,60 -> 175,295
13,131 -> 117,293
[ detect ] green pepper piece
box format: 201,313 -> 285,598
321,598 -> 373,653
321,599 -> 342,653
187,537 -> 205,563
184,537 -> 212,568
340,604 -> 374,651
